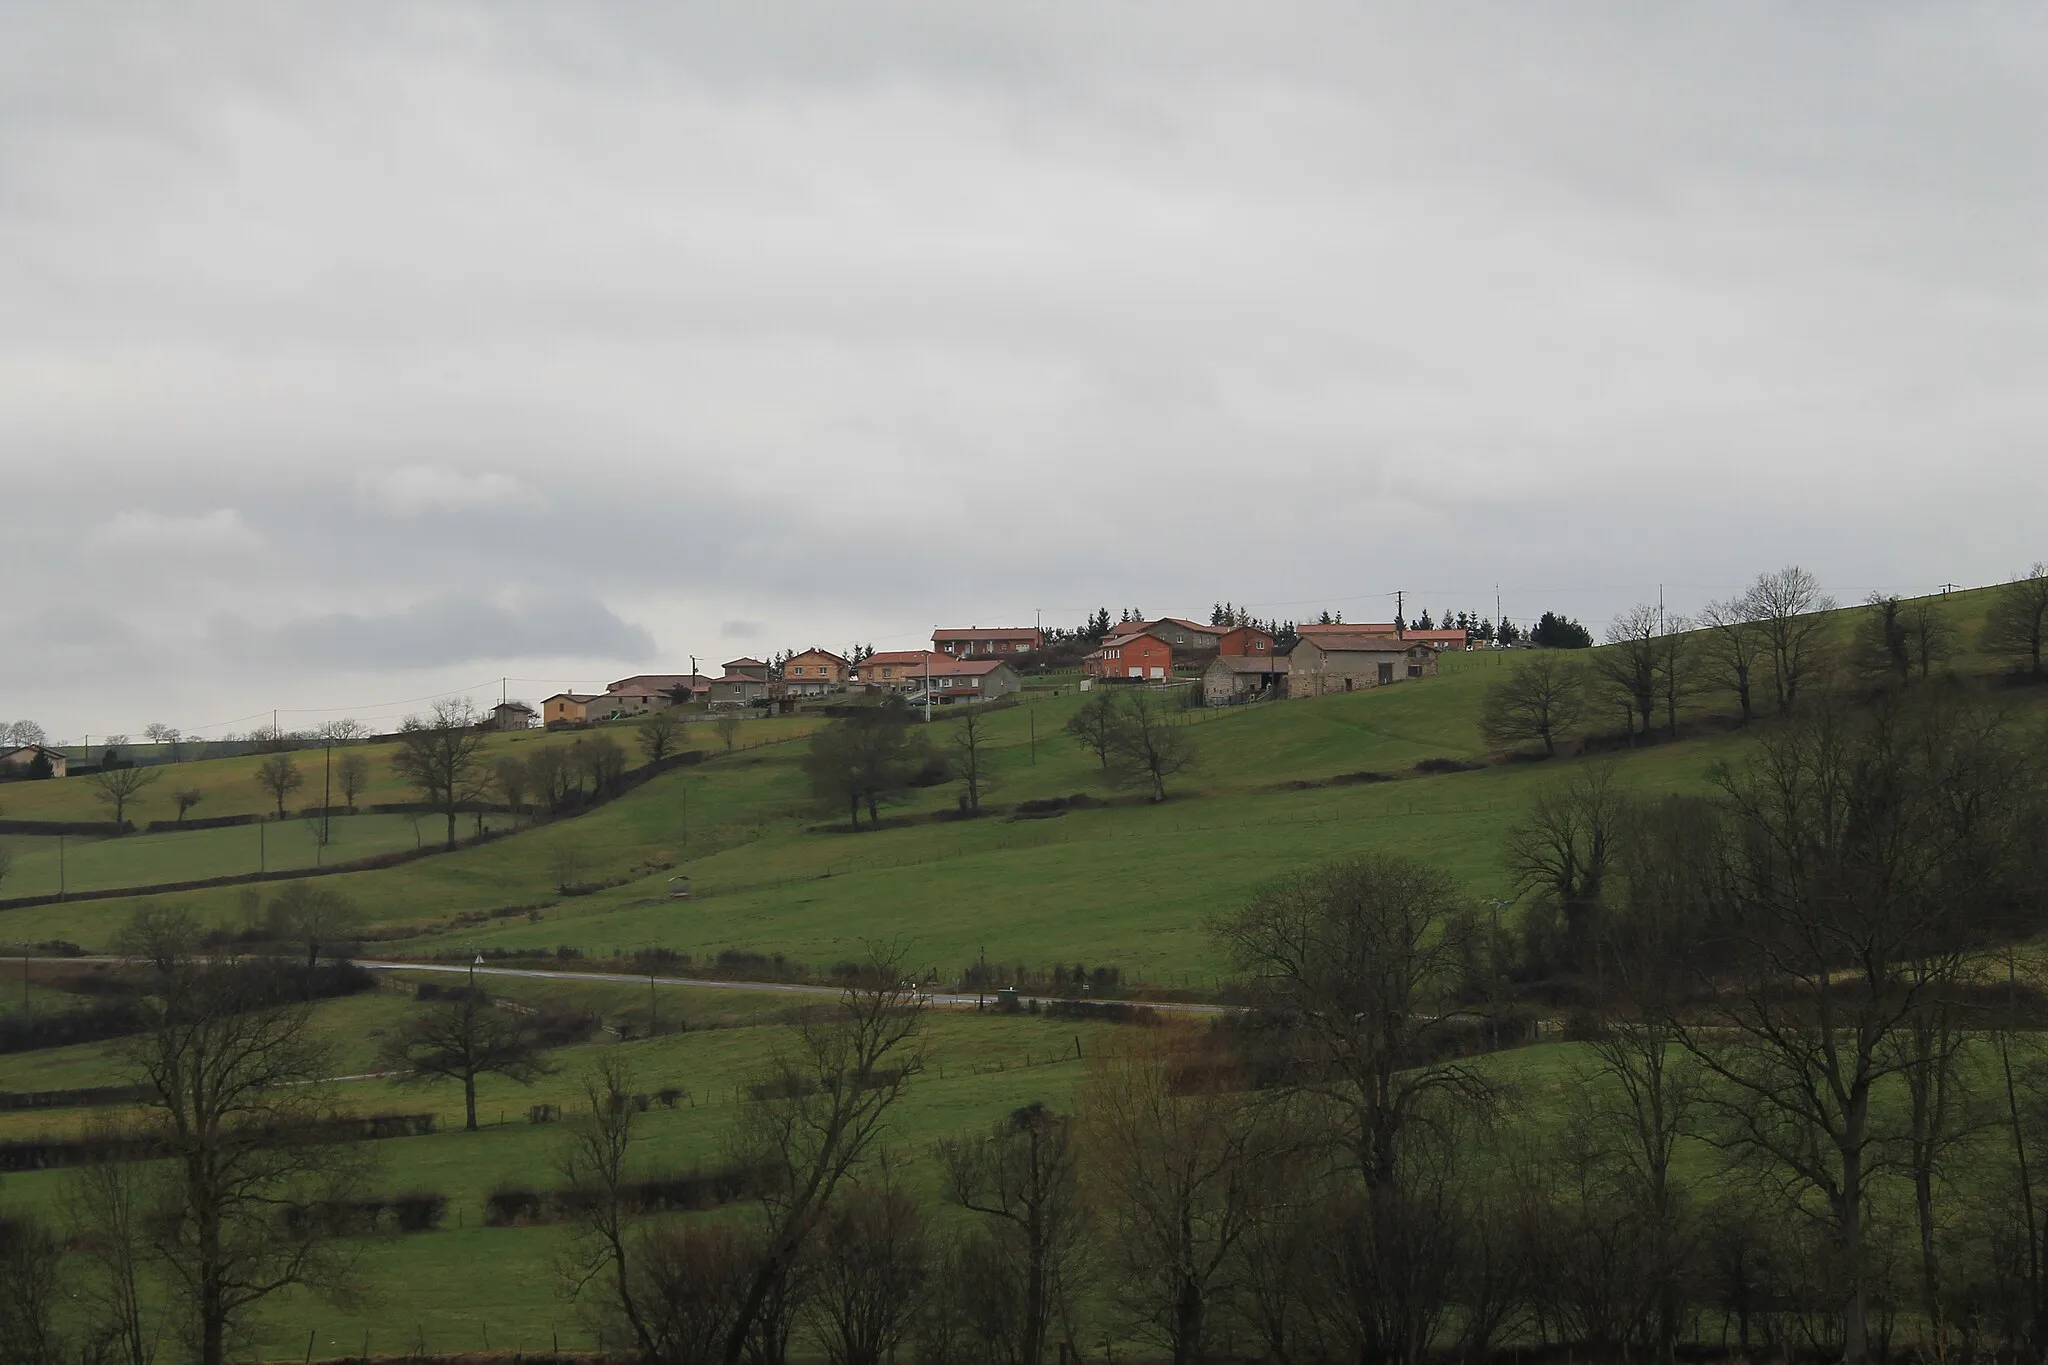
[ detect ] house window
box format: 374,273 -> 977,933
1408,664 -> 1423,678
1377,662 -> 1394,685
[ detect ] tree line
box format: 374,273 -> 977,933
1480,563 -> 2048,757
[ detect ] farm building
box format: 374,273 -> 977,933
933,627 -> 1043,657
542,693 -> 600,725
1286,635 -> 1439,697
1203,654 -> 1288,705
490,701 -> 537,731
0,744 -> 67,778
1084,629 -> 1173,681
1217,625 -> 1277,658
910,657 -> 1022,703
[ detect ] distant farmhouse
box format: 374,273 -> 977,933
0,744 -> 67,779
932,626 -> 1042,657
855,651 -> 1022,703
490,701 -> 537,731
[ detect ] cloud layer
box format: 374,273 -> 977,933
2,2 -> 2044,737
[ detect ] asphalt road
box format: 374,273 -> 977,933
355,958 -> 1225,1015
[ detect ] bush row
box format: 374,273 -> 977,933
483,1164 -> 772,1227
0,1111 -> 436,1172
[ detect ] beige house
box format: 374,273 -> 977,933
542,693 -> 600,725
782,649 -> 850,696
1286,635 -> 1438,698
0,744 -> 67,778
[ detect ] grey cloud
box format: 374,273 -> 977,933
720,620 -> 765,639
213,593 -> 657,671
2,2 -> 2045,737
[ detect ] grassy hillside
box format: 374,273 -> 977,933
5,584 -> 2039,985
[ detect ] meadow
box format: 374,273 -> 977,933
0,583 -> 2042,1358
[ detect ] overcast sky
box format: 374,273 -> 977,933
4,2 -> 2044,742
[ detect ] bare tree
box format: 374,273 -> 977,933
578,734 -> 630,794
721,966 -> 926,1365
0,844 -> 11,893
938,1102 -> 1087,1365
381,987 -> 552,1131
253,753 -> 303,819
1593,605 -> 1661,740
171,787 -> 205,822
116,906 -> 372,1365
1655,615 -> 1698,736
638,711 -> 686,764
1504,763 -> 1628,974
263,882 -> 366,979
1901,596 -> 1958,681
0,1216 -> 69,1365
715,712 -> 743,753
1672,690 -> 2048,1365
1210,853 -> 1484,1192
87,764 -> 160,832
316,718 -> 368,743
0,720 -> 46,748
390,698 -> 492,849
1478,652 -> 1586,756
1104,691 -> 1195,802
1699,597 -> 1766,723
1064,691 -> 1120,769
495,756 -> 530,822
335,751 -> 370,812
1082,1040 -> 1286,1365
953,707 -> 995,815
65,1123 -> 161,1365
558,1054 -> 659,1360
1744,565 -> 1836,714
1982,563 -> 2048,677
802,1178 -> 931,1365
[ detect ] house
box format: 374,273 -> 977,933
542,693 -> 601,725
1216,625 -> 1278,658
933,627 -> 1043,657
0,744 -> 67,779
1286,634 -> 1439,698
707,658 -> 773,706
490,701 -> 537,731
1295,621 -> 1399,637
1084,629 -> 1173,681
1399,628 -> 1472,650
1294,621 -> 1470,649
1127,618 -> 1221,651
782,649 -> 850,695
907,657 -> 1022,703
855,650 -> 937,689
1203,654 -> 1289,706
607,673 -> 713,703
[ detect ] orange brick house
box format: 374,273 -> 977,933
1217,625 -> 1277,658
1084,629 -> 1173,681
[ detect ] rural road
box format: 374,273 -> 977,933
355,958 -> 1226,1015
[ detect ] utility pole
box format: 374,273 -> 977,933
1029,707 -> 1037,765
321,743 -> 333,863
1395,591 -> 1404,635
57,835 -> 65,901
925,637 -> 933,724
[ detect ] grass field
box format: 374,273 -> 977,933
0,584 -> 2041,1356
0,979 -> 1146,1357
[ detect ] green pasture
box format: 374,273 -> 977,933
0,712 -> 821,827
0,984 -> 1146,1358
